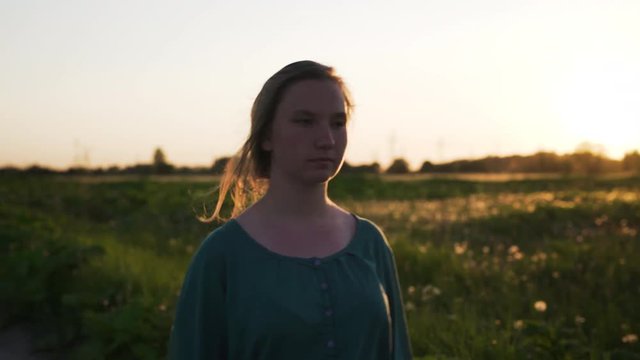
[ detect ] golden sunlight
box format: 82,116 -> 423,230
553,59 -> 640,158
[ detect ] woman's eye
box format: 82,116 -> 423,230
294,118 -> 313,125
332,120 -> 346,128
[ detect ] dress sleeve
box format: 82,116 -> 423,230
378,233 -> 413,360
169,234 -> 227,359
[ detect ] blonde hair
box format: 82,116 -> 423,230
201,60 -> 354,222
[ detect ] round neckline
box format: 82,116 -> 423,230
229,213 -> 362,263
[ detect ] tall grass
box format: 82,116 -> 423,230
1,174 -> 638,359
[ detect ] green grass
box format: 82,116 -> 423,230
1,174 -> 639,359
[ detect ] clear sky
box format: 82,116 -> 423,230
1,0 -> 639,170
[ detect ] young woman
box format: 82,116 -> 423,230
169,61 -> 412,359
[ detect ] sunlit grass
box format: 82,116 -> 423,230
74,233 -> 189,299
391,230 -> 639,357
345,189 -> 640,231
1,174 -> 639,359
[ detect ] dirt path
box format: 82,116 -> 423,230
0,324 -> 54,360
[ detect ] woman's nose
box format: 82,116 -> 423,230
315,123 -> 335,148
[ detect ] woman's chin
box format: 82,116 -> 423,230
301,168 -> 339,185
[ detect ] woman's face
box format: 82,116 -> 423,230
263,79 -> 348,185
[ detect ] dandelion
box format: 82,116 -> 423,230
552,271 -> 560,279
575,315 -> 586,326
454,242 -> 467,255
622,334 -> 638,344
421,285 -> 442,301
482,246 -> 490,255
534,301 -> 547,312
513,320 -> 524,330
158,303 -> 167,312
405,301 -> 416,312
418,245 -> 427,253
621,226 -> 638,237
495,319 -> 502,326
594,215 -> 608,226
491,339 -> 497,345
407,286 -> 416,295
508,245 -> 520,255
507,245 -> 524,261
531,252 -> 547,262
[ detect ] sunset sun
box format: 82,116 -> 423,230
554,60 -> 640,158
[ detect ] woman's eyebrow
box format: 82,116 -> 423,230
292,110 -> 315,116
292,110 -> 346,118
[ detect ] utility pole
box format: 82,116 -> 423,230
72,139 -> 91,168
389,131 -> 397,161
437,137 -> 444,163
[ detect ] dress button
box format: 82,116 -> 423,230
320,282 -> 328,290
313,259 -> 321,266
327,339 -> 335,348
325,309 -> 333,316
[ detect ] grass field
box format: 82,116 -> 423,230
1,173 -> 639,359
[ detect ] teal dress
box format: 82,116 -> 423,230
168,214 -> 413,359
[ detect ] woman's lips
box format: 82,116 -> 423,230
308,158 -> 334,165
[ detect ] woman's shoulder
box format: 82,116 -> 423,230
352,214 -> 392,251
191,220 -> 243,261
350,215 -> 397,277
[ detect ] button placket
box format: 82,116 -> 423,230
311,258 -> 338,356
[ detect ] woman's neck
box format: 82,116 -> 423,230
257,178 -> 334,221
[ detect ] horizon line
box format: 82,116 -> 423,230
3,148 -> 638,172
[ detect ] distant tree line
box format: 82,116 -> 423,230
2,147 -> 640,176
419,150 -> 640,175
